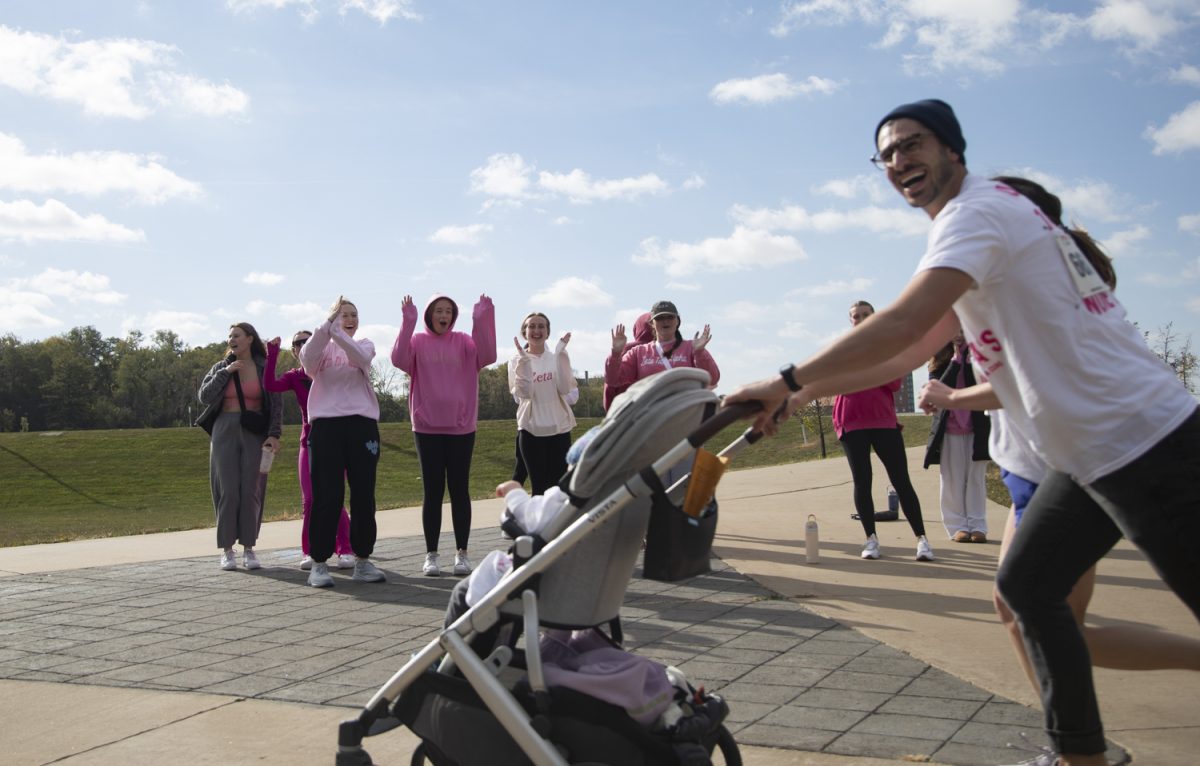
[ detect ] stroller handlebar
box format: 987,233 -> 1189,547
688,399 -> 763,449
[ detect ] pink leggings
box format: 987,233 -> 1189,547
299,442 -> 351,556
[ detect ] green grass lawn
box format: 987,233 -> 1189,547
0,413 -> 1007,547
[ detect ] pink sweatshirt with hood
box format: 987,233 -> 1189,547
391,293 -> 497,435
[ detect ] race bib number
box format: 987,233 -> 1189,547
1054,229 -> 1107,299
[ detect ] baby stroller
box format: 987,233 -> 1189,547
337,368 -> 761,766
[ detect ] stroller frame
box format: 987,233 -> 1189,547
337,369 -> 760,766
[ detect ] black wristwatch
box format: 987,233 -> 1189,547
779,363 -> 802,392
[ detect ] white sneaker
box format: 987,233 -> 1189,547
307,562 -> 334,588
336,553 -> 356,569
352,558 -> 386,583
454,551 -> 472,576
423,552 -> 440,577
861,534 -> 880,560
299,555 -> 313,571
220,549 -> 237,571
243,548 -> 261,570
916,535 -> 935,562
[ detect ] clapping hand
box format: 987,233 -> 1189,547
556,332 -> 571,354
693,324 -> 712,353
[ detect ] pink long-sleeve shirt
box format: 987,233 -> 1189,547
832,379 -> 901,439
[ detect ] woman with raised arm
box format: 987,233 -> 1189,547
508,312 -> 578,495
297,297 -> 385,588
392,293 -> 496,578
607,300 -> 718,390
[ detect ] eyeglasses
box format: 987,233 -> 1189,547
871,132 -> 927,170
292,337 -> 309,349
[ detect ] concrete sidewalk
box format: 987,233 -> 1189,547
1,447 -> 1196,764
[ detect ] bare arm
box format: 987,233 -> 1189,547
725,268 -> 972,433
919,379 -> 1001,413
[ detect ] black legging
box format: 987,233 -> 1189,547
518,430 -> 571,495
840,427 -> 925,538
414,431 -> 476,552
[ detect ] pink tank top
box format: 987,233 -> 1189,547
222,373 -> 264,412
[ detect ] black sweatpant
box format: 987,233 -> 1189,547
308,415 -> 380,563
414,431 -> 476,552
518,429 -> 571,496
840,427 -> 926,538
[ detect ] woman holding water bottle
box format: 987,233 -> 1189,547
196,322 -> 282,572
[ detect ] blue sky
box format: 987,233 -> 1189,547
2,0 -> 1198,394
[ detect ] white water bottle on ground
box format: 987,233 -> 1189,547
805,514 -> 820,564
259,445 -> 275,474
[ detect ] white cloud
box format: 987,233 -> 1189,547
632,226 -> 807,278
812,174 -> 889,204
0,133 -> 202,204
772,0 -> 1023,75
788,277 -> 876,297
0,283 -> 60,330
1101,224 -> 1151,257
18,268 -> 126,304
709,73 -> 839,105
529,277 -> 614,308
1145,100 -> 1200,155
245,299 -> 326,326
470,153 -> 535,201
537,169 -> 668,204
227,0 -> 421,24
1169,64 -> 1200,86
428,223 -> 493,245
0,25 -> 249,119
339,0 -> 422,24
778,321 -> 822,340
133,310 -> 211,339
0,199 -> 144,243
552,216 -> 574,226
1087,0 -> 1182,51
1188,296 -> 1200,315
731,203 -> 929,237
244,272 -> 285,286
470,153 -> 673,206
1179,213 -> 1200,234
681,174 -> 706,191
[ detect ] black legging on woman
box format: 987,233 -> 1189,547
414,432 -> 475,552
841,428 -> 926,538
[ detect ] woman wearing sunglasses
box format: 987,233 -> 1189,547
266,330 -> 354,571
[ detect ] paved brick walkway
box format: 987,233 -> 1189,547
0,533 -> 1127,765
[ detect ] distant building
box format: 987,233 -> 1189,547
894,371 -> 915,413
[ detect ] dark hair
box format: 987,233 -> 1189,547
928,341 -> 954,375
992,176 -> 1117,290
849,300 -> 874,314
876,99 -> 966,166
226,322 -> 267,360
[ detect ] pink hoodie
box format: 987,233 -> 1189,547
603,312 -> 654,411
391,293 -> 497,435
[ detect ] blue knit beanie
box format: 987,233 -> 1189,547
875,99 -> 966,164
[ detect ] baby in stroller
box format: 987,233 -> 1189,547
337,368 -> 749,766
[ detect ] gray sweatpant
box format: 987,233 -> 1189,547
209,412 -> 266,549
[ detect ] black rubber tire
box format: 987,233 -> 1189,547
714,726 -> 742,766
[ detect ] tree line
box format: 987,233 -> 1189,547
0,326 -> 610,432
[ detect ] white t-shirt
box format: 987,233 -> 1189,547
988,409 -> 1047,485
916,173 -> 1195,484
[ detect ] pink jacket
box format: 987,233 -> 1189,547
832,380 -> 901,439
608,338 -> 719,390
391,293 -> 497,435
603,313 -> 654,411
